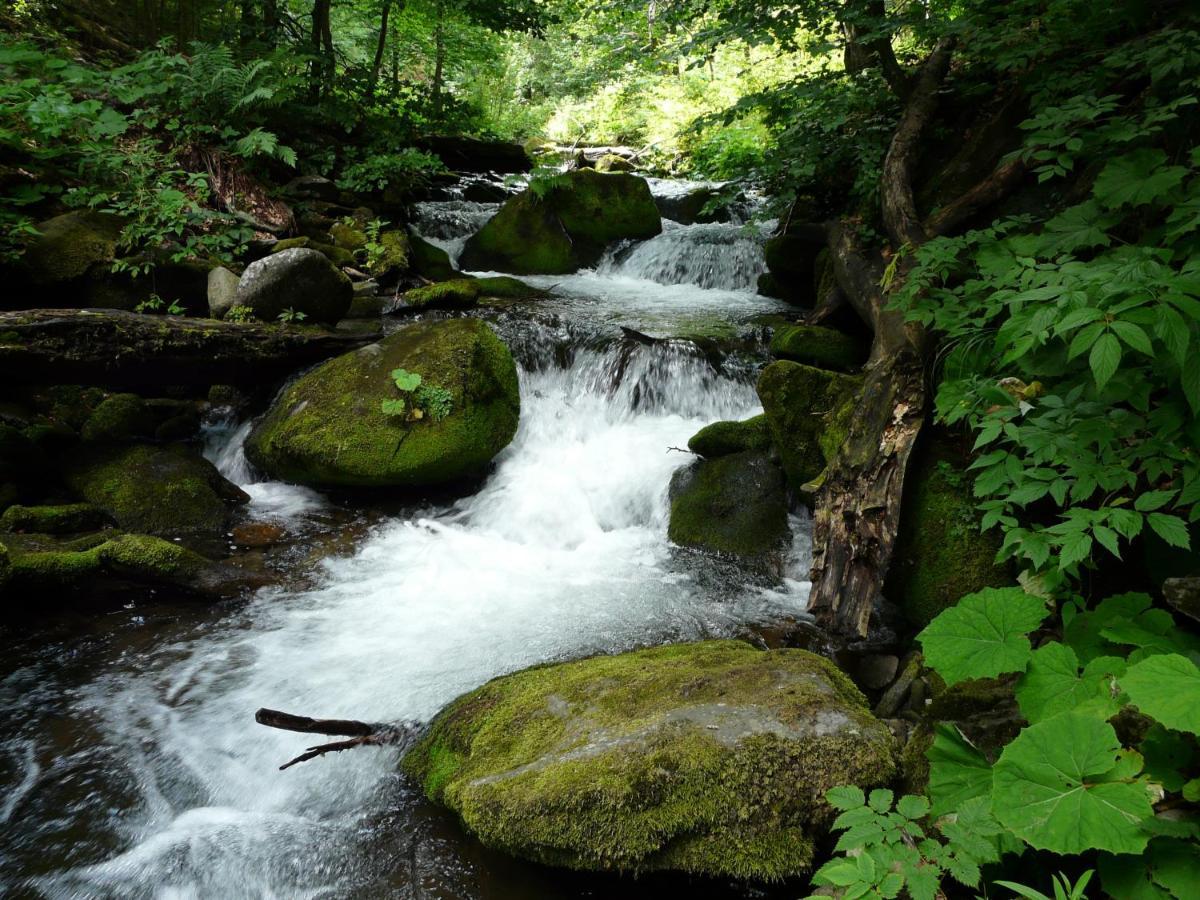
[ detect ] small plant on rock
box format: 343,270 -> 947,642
277,307 -> 307,324
225,305 -> 255,323
381,368 -> 453,423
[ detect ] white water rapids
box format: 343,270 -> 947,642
0,181 -> 811,898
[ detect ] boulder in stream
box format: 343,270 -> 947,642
460,169 -> 661,274
245,318 -> 519,489
402,639 -> 897,879
686,414 -> 772,458
757,361 -> 863,493
234,248 -> 352,326
769,324 -> 867,372
668,451 -> 790,566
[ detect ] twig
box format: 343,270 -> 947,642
255,708 -> 417,770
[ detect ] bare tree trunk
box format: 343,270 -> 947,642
368,0 -> 395,98
308,0 -> 334,102
263,0 -> 279,46
432,0 -> 445,120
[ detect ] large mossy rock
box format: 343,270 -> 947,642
686,414 -> 772,458
460,170 -> 661,274
234,248 -> 352,326
770,324 -> 867,372
403,640 -> 896,880
757,361 -> 863,492
886,445 -> 1011,627
668,451 -> 790,563
20,211 -> 122,289
63,444 -> 249,540
245,318 -> 520,489
762,227 -> 825,306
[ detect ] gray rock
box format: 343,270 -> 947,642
207,266 -> 241,319
283,175 -> 340,202
1163,576 -> 1200,623
234,248 -> 352,326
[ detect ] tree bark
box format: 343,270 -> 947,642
432,0 -> 445,120
368,0 -> 395,97
0,309 -> 379,389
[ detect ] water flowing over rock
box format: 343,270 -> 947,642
599,221 -> 767,292
403,640 -> 896,880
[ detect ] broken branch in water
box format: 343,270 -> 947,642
255,708 -> 417,770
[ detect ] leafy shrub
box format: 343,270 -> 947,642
338,149 -> 448,194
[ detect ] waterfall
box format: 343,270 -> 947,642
598,221 -> 769,293
411,199 -> 499,265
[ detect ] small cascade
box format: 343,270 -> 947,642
411,199 -> 499,264
598,221 -> 768,292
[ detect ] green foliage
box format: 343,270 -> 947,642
916,587 -> 1049,685
995,870 -> 1095,900
276,307 -> 307,324
805,787 -> 1002,900
338,149 -> 447,194
224,305 -> 255,323
134,295 -> 185,315
382,368 -> 454,422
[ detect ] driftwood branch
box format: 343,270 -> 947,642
255,708 -> 417,771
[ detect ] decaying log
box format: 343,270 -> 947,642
808,37 -> 1027,638
255,708 -> 417,771
0,309 -> 379,388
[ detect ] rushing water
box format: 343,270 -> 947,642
0,180 -> 810,898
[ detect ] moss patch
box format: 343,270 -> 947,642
6,531 -> 211,594
371,230 -> 411,279
402,640 -> 896,880
756,361 -> 863,492
409,233 -> 454,281
0,503 -> 110,534
461,170 -> 661,274
474,276 -> 546,299
667,451 -> 790,561
245,318 -> 520,488
22,211 -> 123,285
769,325 -> 866,372
687,415 -> 772,458
62,444 -> 249,539
271,236 -> 355,268
885,445 -> 1012,627
401,279 -> 481,311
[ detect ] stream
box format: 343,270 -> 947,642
0,180 -> 814,898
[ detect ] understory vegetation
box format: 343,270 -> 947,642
2,0 -> 1198,897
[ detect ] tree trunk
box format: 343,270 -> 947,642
0,309 -> 379,389
368,0 -> 395,98
262,0 -> 279,46
432,0 -> 445,120
308,0 -> 334,102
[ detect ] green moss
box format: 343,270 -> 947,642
5,531 -> 208,593
687,415 -> 772,458
402,640 -> 895,880
461,170 -> 661,274
245,318 -> 520,488
924,676 -> 1015,721
401,279 -> 481,311
328,221 -> 367,253
594,153 -> 636,173
80,393 -> 155,442
473,276 -> 546,299
769,325 -> 866,372
371,230 -> 411,278
0,540 -> 10,591
668,452 -> 789,560
0,503 -> 110,534
885,447 -> 1012,627
63,444 -> 247,538
409,233 -> 454,281
22,211 -> 122,285
756,361 -> 863,492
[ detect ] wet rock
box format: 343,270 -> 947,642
756,361 -> 862,493
1163,576 -> 1200,624
346,289 -> 385,319
245,318 -> 520,489
283,175 -> 340,202
885,440 -> 1011,627
208,266 -> 241,319
415,135 -> 531,174
686,414 -> 772,459
234,248 -> 353,326
370,230 -> 411,281
769,324 -> 867,372
63,443 -> 249,541
270,236 -> 356,269
473,276 -> 546,300
654,185 -> 726,226
763,228 -> 825,305
595,153 -> 636,173
668,451 -> 790,564
854,654 -> 901,692
0,502 -> 111,534
232,522 -> 286,548
409,232 -> 454,282
399,279 -> 481,312
403,639 -> 896,880
79,394 -> 198,443
19,210 -> 122,289
461,170 -> 661,274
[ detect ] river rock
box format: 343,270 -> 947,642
763,227 -> 826,305
415,135 -> 532,173
19,210 -> 122,289
245,318 -> 520,489
234,248 -> 353,326
399,279 -> 481,312
594,153 -> 636,173
409,232 -> 454,281
757,361 -> 862,492
208,266 -> 241,319
687,414 -> 772,458
669,451 -> 790,565
769,324 -> 867,372
460,169 -> 661,274
63,443 -> 250,540
0,502 -> 111,534
269,236 -> 356,269
654,185 -> 725,225
402,639 -> 896,879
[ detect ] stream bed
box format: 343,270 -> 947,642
0,182 -> 817,898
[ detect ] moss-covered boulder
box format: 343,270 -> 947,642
1,503 -> 111,534
270,236 -> 356,269
79,394 -> 199,443
235,247 -> 353,325
886,448 -> 1011,627
63,444 -> 249,540
770,324 -> 867,372
245,319 -> 519,489
460,170 -> 661,274
328,220 -> 367,253
403,640 -> 896,879
21,211 -> 123,288
371,230 -> 412,280
474,275 -> 546,299
409,232 -> 454,281
400,279 -> 481,312
757,361 -> 862,493
594,153 -> 636,173
762,228 -> 825,306
668,451 -> 790,564
687,414 -> 772,458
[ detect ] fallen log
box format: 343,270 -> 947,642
0,308 -> 379,388
255,708 -> 418,770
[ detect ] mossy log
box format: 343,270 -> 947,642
0,308 -> 379,388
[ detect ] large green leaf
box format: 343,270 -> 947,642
927,724 -> 993,816
917,587 -> 1049,685
1121,654 -> 1200,734
1093,149 -> 1189,209
1015,643 -> 1125,723
992,713 -> 1154,854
